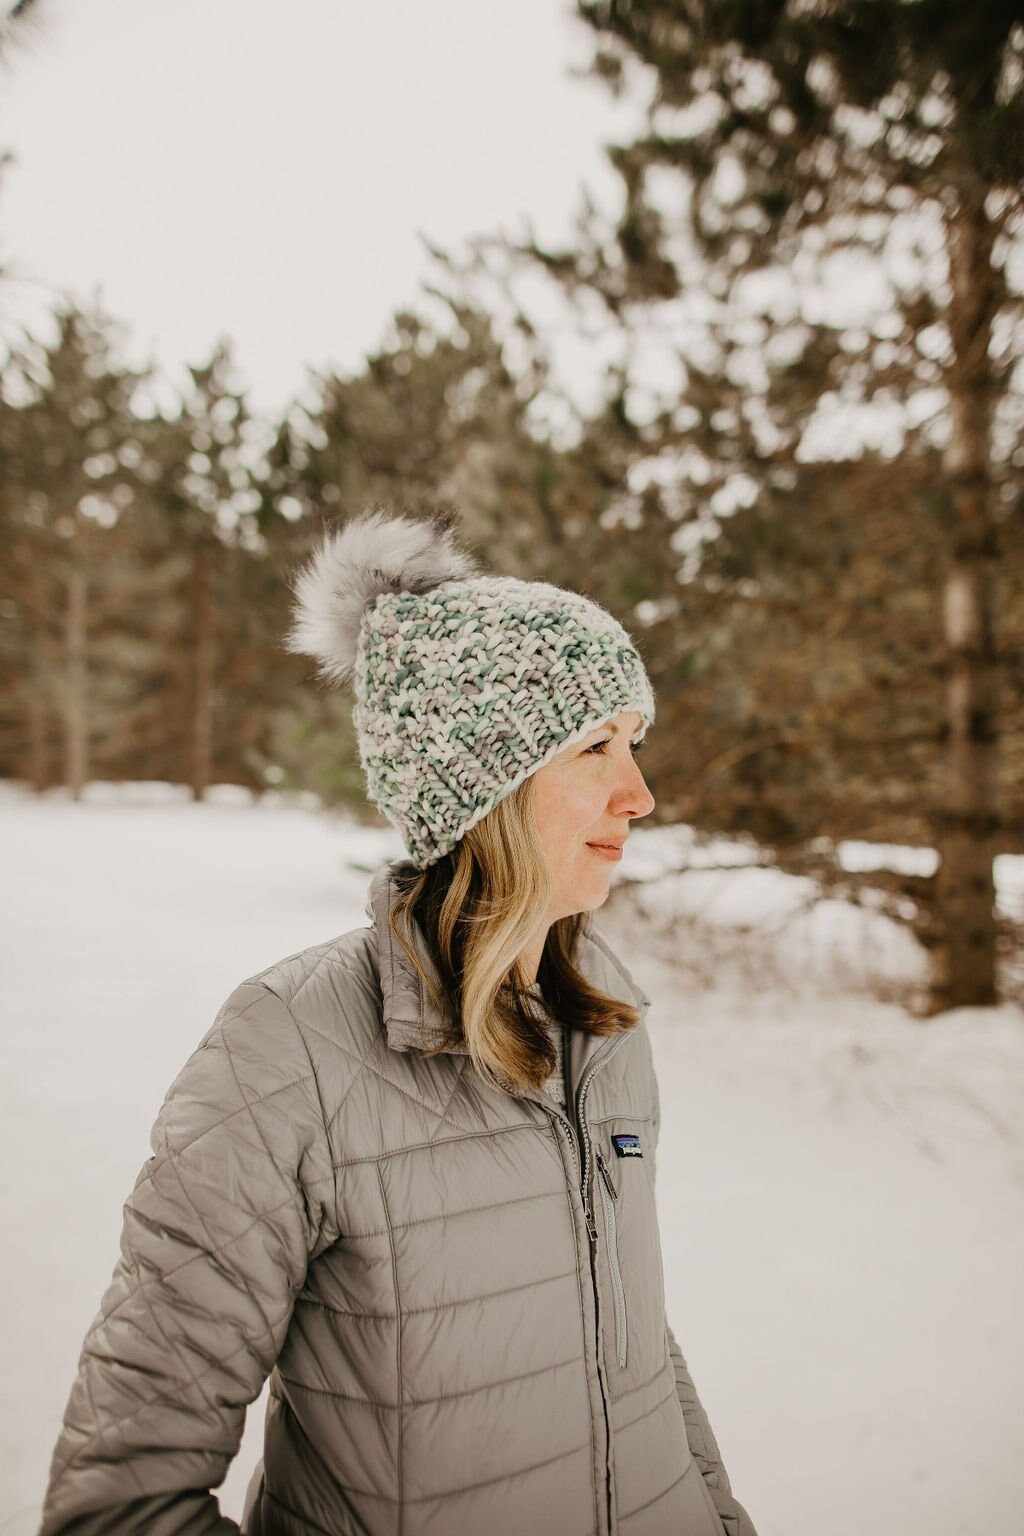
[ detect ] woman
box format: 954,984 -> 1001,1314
40,509 -> 755,1536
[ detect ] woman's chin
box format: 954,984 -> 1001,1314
566,875 -> 613,919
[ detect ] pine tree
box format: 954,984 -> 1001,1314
523,0 -> 1023,1009
0,305 -> 158,797
263,303 -> 567,568
142,341 -> 258,799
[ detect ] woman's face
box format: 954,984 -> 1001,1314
529,710 -> 655,924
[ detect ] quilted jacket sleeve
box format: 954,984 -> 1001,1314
39,979 -> 335,1536
666,1324 -> 757,1536
648,1033 -> 757,1536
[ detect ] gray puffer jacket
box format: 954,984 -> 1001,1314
41,861 -> 756,1536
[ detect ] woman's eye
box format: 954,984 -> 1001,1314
584,739 -> 645,756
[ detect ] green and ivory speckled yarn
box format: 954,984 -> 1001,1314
286,509 -> 656,868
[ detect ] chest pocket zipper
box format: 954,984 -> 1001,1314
596,1150 -> 627,1368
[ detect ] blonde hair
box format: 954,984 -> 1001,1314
388,775 -> 641,1095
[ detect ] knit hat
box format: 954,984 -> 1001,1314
286,508 -> 656,868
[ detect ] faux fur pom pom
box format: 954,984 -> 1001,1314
285,507 -> 479,687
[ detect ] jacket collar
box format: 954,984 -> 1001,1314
366,858 -> 651,1057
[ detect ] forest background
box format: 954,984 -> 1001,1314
1,0 -> 1023,1021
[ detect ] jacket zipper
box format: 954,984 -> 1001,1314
573,1032 -> 629,1536
596,1150 -> 627,1369
575,1033 -> 628,1244
527,1025 -> 637,1536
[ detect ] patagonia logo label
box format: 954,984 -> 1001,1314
611,1133 -> 643,1158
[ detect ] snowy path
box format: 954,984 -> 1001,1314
3,787 -> 1022,1535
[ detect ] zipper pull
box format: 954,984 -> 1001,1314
582,1191 -> 598,1243
596,1150 -> 618,1201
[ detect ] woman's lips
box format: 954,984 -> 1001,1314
586,843 -> 623,861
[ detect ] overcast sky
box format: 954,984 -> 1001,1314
0,0 -> 628,412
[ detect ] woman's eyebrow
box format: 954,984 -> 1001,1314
591,721 -> 645,738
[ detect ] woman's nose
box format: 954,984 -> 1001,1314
613,758 -> 655,820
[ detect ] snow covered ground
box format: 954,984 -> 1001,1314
3,783 -> 1023,1535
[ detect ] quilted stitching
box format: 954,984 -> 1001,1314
295,1266 -> 576,1322
342,1184 -> 561,1241
293,1009 -> 476,1143
277,1350 -> 582,1409
429,1055 -> 470,1140
619,1463 -> 690,1523
404,1438 -> 594,1503
329,1120 -> 546,1173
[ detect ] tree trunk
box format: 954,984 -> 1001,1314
930,186 -> 1000,1012
190,540 -> 216,801
64,542 -> 88,802
26,561 -> 49,791
27,685 -> 48,790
